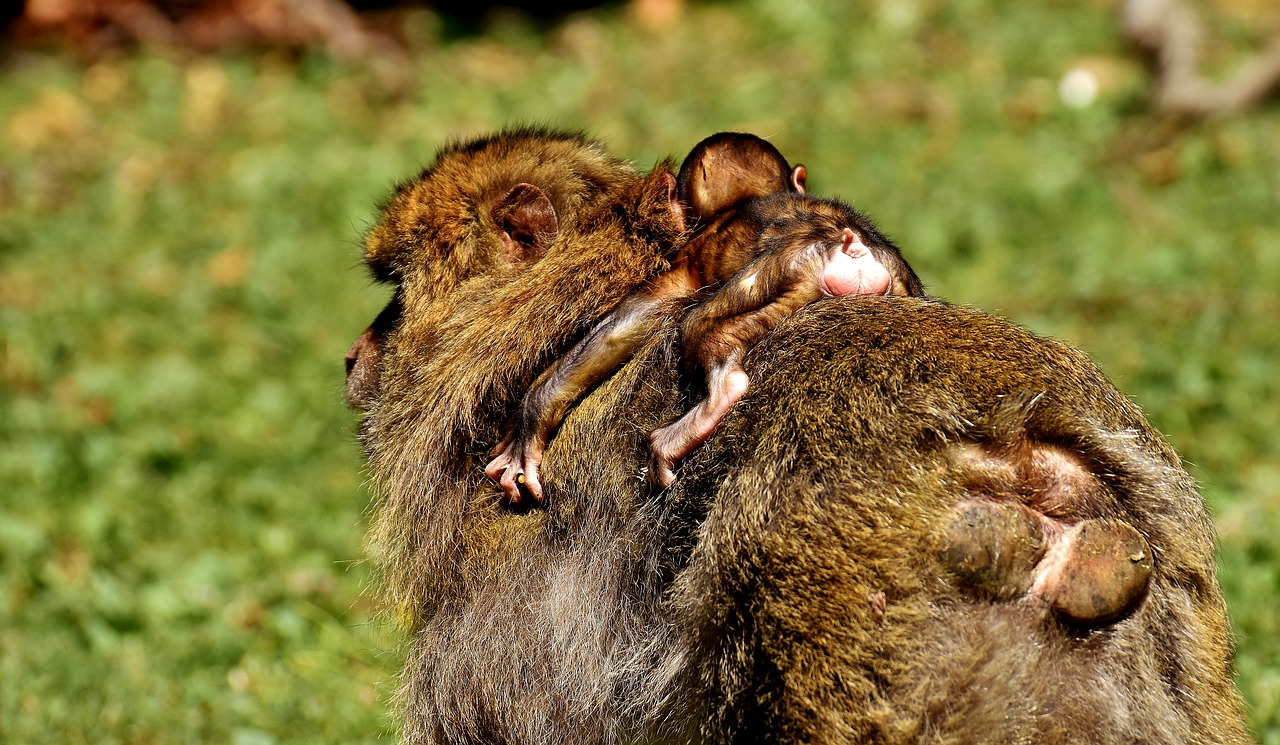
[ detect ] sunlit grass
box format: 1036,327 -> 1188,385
2,1 -> 1277,740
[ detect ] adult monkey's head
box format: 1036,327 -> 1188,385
344,128 -> 685,622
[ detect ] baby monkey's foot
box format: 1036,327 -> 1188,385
649,369 -> 750,489
647,432 -> 680,489
485,437 -> 546,505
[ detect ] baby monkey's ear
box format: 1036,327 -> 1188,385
677,132 -> 805,221
790,163 -> 807,193
491,182 -> 559,262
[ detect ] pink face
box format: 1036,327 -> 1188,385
819,228 -> 893,297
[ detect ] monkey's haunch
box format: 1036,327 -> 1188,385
1037,519 -> 1154,624
938,500 -> 1047,601
936,438 -> 1154,624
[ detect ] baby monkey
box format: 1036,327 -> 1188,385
486,134 -> 924,504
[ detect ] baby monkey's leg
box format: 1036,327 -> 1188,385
650,265 -> 805,486
649,348 -> 750,488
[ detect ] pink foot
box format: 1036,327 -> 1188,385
650,369 -> 749,488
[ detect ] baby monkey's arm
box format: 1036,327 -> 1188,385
485,291 -> 673,504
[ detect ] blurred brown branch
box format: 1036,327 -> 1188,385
1122,0 -> 1280,117
14,0 -> 400,57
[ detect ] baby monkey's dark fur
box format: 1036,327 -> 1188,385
346,128 -> 1250,744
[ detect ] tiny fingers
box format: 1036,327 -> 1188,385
499,469 -> 524,505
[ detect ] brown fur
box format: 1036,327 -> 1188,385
349,129 -> 1250,743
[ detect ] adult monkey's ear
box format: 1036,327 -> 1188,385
677,132 -> 804,221
491,182 -> 559,262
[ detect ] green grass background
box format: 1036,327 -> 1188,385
2,0 -> 1277,741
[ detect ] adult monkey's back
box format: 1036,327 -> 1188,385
345,128 -> 1250,743
640,297 -> 1249,743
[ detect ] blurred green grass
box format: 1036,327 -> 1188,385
1,1 -> 1277,741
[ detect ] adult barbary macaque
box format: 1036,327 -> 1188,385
346,128 -> 1250,743
486,133 -> 924,503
